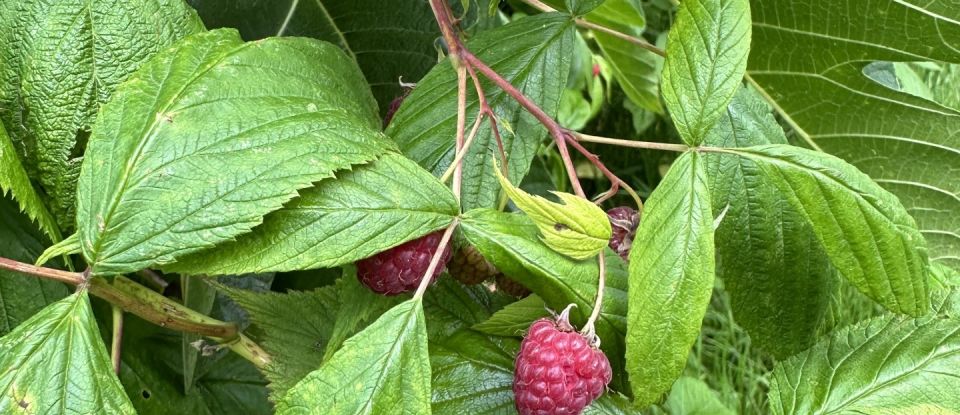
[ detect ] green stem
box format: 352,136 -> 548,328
519,0 -> 666,57
89,276 -> 238,339
0,256 -> 271,368
111,305 -> 123,374
574,133 -> 691,152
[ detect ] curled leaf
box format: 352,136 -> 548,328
494,159 -> 611,260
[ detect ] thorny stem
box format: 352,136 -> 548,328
111,305 -> 123,375
413,219 -> 460,300
0,256 -> 272,368
519,0 -> 666,57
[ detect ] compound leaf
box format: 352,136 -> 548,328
495,162 -> 611,260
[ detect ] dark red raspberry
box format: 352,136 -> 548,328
449,245 -> 499,285
514,311 -> 612,415
496,274 -> 531,298
606,206 -> 640,260
356,231 -> 452,295
383,86 -> 413,128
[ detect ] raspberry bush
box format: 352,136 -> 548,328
0,0 -> 957,414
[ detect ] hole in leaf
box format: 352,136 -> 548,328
141,390 -> 151,399
70,128 -> 90,160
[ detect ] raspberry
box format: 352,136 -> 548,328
496,274 -> 531,298
514,311 -> 612,415
449,245 -> 499,285
356,231 -> 452,295
383,86 -> 413,128
606,206 -> 640,260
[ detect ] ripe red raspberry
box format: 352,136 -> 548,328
496,274 -> 531,298
514,311 -> 612,415
356,231 -> 451,295
607,206 -> 639,260
449,245 -> 499,285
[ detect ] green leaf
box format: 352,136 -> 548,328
0,195 -> 70,336
746,0 -> 960,272
387,13 -> 575,211
220,284 -> 341,400
180,277 -> 218,394
704,87 -> 838,358
187,0 -> 439,114
220,275 -> 398,401
768,290 -> 960,414
165,153 -> 458,275
425,278 -> 632,414
495,160 -> 612,260
724,144 -> 930,316
321,271 -> 403,362
0,122 -> 61,243
0,292 -> 135,413
459,208 -> 630,390
910,62 -> 960,111
565,0 -> 605,15
587,0 -> 662,113
76,29 -> 390,276
473,294 -> 550,337
277,299 -> 432,415
661,0 -> 751,146
104,309 -> 270,415
664,377 -> 736,415
626,151 -> 715,406
0,0 -> 204,229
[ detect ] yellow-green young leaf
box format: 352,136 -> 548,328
661,0 -> 751,146
276,299 -> 431,415
494,161 -> 611,260
0,292 -> 135,414
626,151 -> 715,406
